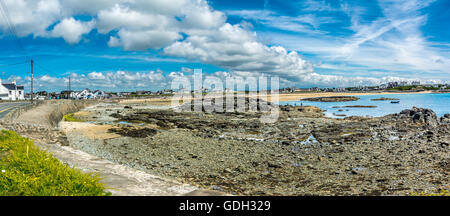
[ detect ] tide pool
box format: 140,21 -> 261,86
279,93 -> 450,118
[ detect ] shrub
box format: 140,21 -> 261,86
0,130 -> 109,196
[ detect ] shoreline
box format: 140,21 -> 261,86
117,91 -> 442,104
275,91 -> 436,102
58,101 -> 450,195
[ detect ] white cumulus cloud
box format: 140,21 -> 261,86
50,17 -> 95,44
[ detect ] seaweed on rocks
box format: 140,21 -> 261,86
108,127 -> 157,138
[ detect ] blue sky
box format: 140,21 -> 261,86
0,0 -> 449,92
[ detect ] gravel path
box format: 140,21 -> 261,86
37,142 -> 198,196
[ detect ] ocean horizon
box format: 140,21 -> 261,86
280,93 -> 450,118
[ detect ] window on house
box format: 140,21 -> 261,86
9,91 -> 11,94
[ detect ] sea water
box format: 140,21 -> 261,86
279,93 -> 450,118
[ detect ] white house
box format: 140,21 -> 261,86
70,89 -> 109,99
93,90 -> 108,98
0,79 -> 25,100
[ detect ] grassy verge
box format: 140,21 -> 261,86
0,130 -> 109,196
410,190 -> 449,196
63,113 -> 85,122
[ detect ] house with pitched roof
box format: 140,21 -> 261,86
0,79 -> 25,100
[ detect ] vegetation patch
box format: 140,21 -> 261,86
0,130 -> 108,196
108,127 -> 157,138
388,85 -> 442,91
63,113 -> 85,122
409,190 -> 449,196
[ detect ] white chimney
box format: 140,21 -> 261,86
12,79 -> 16,85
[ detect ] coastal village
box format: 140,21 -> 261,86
1,79 -> 449,101
0,72 -> 449,197
2,88 -> 448,196
0,0 -> 449,205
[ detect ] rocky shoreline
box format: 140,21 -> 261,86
333,105 -> 378,108
301,96 -> 360,102
57,101 -> 449,196
371,97 -> 400,101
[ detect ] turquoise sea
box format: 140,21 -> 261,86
279,93 -> 450,118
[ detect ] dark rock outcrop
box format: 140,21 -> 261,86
398,107 -> 439,127
441,114 -> 450,124
301,96 -> 359,102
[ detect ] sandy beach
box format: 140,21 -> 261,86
118,91 -> 436,104
273,91 -> 435,102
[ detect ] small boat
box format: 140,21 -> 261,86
391,100 -> 400,104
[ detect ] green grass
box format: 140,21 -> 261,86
388,85 -> 441,91
63,113 -> 84,122
388,85 -> 418,91
0,130 -> 109,196
409,190 -> 449,196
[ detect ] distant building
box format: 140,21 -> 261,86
333,87 -> 346,92
0,79 -> 25,100
412,81 -> 420,86
177,88 -> 190,93
293,88 -> 311,92
388,82 -> 399,88
70,88 -> 109,99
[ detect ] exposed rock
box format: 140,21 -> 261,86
108,127 -> 157,138
371,97 -> 400,101
399,107 -> 439,127
440,114 -> 450,124
301,96 -> 359,102
30,101 -> 449,196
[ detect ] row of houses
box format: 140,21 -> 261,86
0,79 -> 111,101
2,78 -> 448,101
34,89 -> 109,100
70,89 -> 109,99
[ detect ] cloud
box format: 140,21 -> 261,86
0,0 -> 448,88
8,68 -> 446,94
226,10 -> 332,34
26,70 -> 169,91
336,0 -> 449,72
108,29 -> 182,50
0,0 -> 62,37
164,23 -> 315,80
260,0 -> 449,85
96,4 -> 172,33
301,0 -> 338,12
50,17 -> 95,44
0,0 -> 317,82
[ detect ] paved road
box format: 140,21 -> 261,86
0,102 -> 30,119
